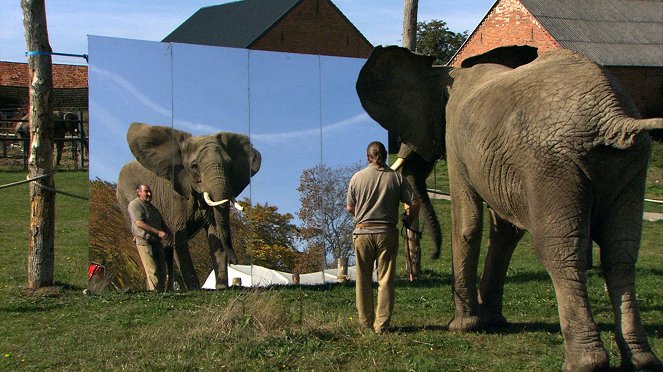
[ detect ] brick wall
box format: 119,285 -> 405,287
609,66 -> 663,119
450,0 -> 559,67
250,0 -> 372,58
0,61 -> 87,88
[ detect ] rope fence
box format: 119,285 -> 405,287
0,172 -> 88,200
427,188 -> 663,206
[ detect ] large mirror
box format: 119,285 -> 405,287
88,36 -> 385,291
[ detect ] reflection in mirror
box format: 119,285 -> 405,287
88,36 -> 384,291
248,50 -> 324,282
171,44 -> 251,290
88,36 -> 175,292
320,55 -> 388,279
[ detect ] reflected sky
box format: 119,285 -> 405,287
88,35 -> 386,222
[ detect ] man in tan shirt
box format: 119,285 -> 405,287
347,141 -> 419,333
128,184 -> 170,291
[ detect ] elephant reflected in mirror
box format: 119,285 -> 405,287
356,45 -> 662,371
116,123 -> 261,289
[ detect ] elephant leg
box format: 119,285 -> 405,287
597,202 -> 662,370
163,245 -> 174,291
55,140 -> 64,166
447,169 -> 484,331
207,225 -> 229,289
535,231 -> 609,371
174,242 -> 199,290
479,208 -> 524,328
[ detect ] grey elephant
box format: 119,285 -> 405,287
14,111 -> 87,166
356,45 -> 662,371
116,123 -> 261,289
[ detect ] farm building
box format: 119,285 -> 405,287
163,0 -> 372,58
450,0 -> 663,120
0,61 -> 87,117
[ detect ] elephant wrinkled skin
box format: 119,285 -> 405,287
356,45 -> 663,371
116,123 -> 261,289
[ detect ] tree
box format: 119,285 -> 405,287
297,163 -> 360,264
23,0 -> 56,289
416,19 -> 468,65
230,199 -> 299,271
402,0 -> 418,51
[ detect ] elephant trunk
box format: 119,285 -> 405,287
203,163 -> 237,265
401,151 -> 442,259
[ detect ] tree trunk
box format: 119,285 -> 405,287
402,0 -> 418,51
22,0 -> 56,289
402,0 -> 421,277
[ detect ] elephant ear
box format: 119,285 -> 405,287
126,122 -> 194,196
461,45 -> 538,68
356,46 -> 448,162
215,132 -> 262,197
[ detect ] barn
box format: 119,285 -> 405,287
163,0 -> 372,58
449,0 -> 663,121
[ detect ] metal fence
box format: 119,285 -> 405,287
0,110 -> 88,170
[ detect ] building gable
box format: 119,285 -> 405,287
163,0 -> 372,58
451,0 -> 663,67
163,0 -> 301,48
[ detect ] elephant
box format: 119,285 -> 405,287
356,45 -> 663,371
116,123 -> 261,289
14,111 -> 88,166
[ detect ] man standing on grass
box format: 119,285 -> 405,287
346,141 -> 420,333
128,184 -> 170,291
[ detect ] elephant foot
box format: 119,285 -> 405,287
215,283 -> 228,290
448,313 -> 481,332
625,351 -> 663,371
562,349 -> 609,372
480,310 -> 508,329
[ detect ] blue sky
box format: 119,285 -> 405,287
1,1 -> 495,64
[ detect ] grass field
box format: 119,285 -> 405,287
0,164 -> 661,370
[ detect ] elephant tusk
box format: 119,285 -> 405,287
203,192 -> 229,207
391,157 -> 405,171
232,200 -> 244,211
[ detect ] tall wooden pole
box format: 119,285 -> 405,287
22,0 -> 56,289
402,0 -> 422,278
402,0 -> 418,51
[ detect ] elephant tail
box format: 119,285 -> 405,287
603,117 -> 663,149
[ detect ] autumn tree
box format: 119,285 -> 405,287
230,199 -> 299,271
416,19 -> 468,65
297,163 -> 360,264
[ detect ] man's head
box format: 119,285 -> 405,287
136,184 -> 153,203
366,141 -> 387,166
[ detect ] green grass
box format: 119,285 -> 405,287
0,170 -> 661,370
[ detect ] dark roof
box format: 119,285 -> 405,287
162,0 -> 302,47
520,0 -> 663,66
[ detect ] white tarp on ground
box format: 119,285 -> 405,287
202,264 -> 377,289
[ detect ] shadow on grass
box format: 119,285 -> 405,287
392,324 -> 448,333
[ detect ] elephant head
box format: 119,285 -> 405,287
126,123 -> 261,263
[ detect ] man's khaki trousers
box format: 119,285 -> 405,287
353,231 -> 398,333
136,240 -> 166,291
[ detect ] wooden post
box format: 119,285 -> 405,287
402,0 -> 422,278
22,0 -> 56,289
402,0 -> 418,51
